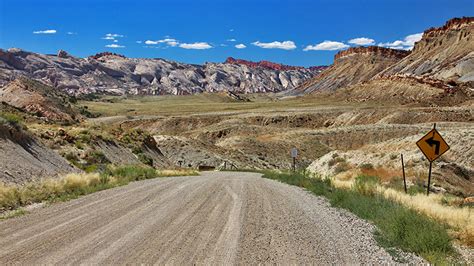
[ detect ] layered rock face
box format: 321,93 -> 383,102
225,57 -> 327,72
0,49 -> 320,95
290,46 -> 408,94
376,17 -> 474,84
0,77 -> 80,122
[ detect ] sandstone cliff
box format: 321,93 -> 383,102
290,46 -> 408,94
376,17 -> 474,85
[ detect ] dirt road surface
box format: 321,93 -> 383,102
0,171 -> 407,264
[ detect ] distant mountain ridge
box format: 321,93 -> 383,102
224,57 -> 328,72
289,17 -> 474,100
0,50 -> 323,95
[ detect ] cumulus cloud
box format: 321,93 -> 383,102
303,41 -> 349,51
378,33 -> 423,50
145,38 -> 178,46
33,29 -> 56,34
102,33 -> 124,41
179,42 -> 212,49
227,38 -> 236,42
106,33 -> 124,38
235,43 -> 246,49
348,37 -> 375,46
252,41 -> 296,50
105,44 -> 125,48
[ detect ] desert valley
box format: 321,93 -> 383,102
0,14 -> 473,264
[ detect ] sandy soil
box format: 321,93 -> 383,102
0,171 -> 420,264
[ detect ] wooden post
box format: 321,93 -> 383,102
224,161 -> 227,170
293,157 -> 296,172
401,154 -> 407,194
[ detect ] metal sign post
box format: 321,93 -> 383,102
416,123 -> 450,196
291,148 -> 298,172
401,154 -> 407,194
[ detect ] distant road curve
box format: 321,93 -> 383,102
0,171 -> 404,264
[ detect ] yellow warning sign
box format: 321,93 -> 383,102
416,129 -> 450,162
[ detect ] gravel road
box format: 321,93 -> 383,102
0,171 -> 412,264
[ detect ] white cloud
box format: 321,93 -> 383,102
227,38 -> 236,42
33,29 -> 56,34
105,44 -> 125,48
106,33 -> 124,38
113,40 -> 118,43
145,38 -> 178,46
235,43 -> 246,49
167,41 -> 178,47
179,42 -> 212,49
348,37 -> 375,46
145,40 -> 159,45
102,36 -> 115,40
378,32 -> 422,50
252,40 -> 296,50
66,32 -> 77,35
303,41 -> 349,51
136,41 -> 142,44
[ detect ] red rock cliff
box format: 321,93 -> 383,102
225,57 -> 326,71
334,46 -> 409,61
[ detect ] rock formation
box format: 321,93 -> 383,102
376,17 -> 474,85
0,50 -> 322,95
289,46 -> 408,94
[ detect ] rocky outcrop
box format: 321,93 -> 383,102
377,17 -> 474,84
290,46 -> 407,94
0,77 -> 80,123
0,49 -> 319,95
0,124 -> 78,184
423,17 -> 474,36
334,46 -> 409,60
224,57 -> 327,72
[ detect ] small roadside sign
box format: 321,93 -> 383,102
416,124 -> 450,195
416,128 -> 450,162
291,148 -> 298,158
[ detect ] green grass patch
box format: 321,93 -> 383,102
261,171 -> 456,264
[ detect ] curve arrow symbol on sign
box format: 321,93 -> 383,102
425,136 -> 440,155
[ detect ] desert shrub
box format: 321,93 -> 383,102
359,163 -> 374,170
78,106 -> 100,118
86,150 -> 109,164
334,161 -> 350,174
138,153 -> 154,166
74,141 -> 85,150
107,165 -> 158,182
0,112 -> 25,130
353,175 -> 379,196
328,156 -> 346,167
408,183 -> 426,195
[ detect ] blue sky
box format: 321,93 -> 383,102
0,0 -> 472,67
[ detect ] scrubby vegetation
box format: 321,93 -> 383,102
0,111 -> 25,130
261,171 -> 458,264
0,165 -> 199,216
